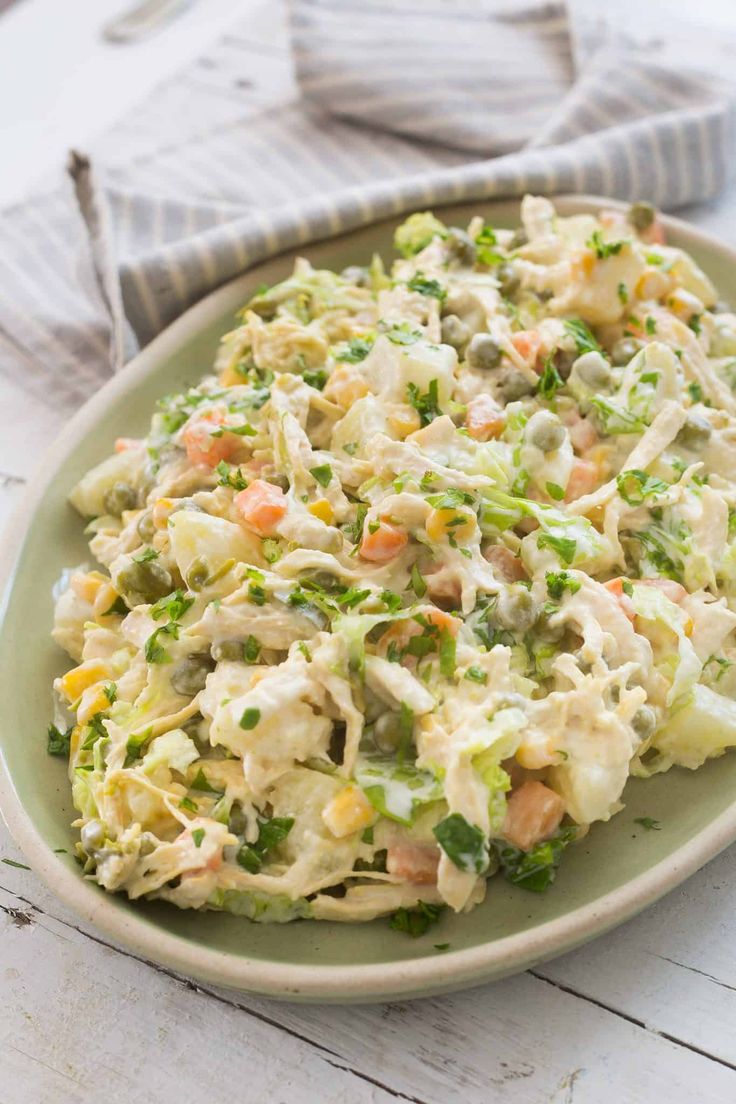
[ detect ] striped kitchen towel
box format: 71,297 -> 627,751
0,0 -> 734,410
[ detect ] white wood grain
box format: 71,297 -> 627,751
2,822 -> 736,1104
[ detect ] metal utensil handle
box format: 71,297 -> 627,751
102,0 -> 194,44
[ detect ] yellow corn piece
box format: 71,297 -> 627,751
581,251 -> 596,276
152,498 -> 175,529
323,366 -> 369,410
668,287 -> 703,323
69,724 -> 83,757
59,660 -> 110,703
93,582 -> 120,619
77,687 -> 111,726
635,269 -> 671,301
70,571 -> 106,604
425,507 -> 475,544
516,738 -> 557,770
388,405 -> 421,439
322,785 -> 375,838
308,498 -> 335,525
219,364 -> 244,387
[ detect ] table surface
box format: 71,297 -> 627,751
2,3 -> 736,1102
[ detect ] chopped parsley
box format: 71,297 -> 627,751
239,707 -> 261,730
236,816 -> 294,873
537,532 -> 577,565
407,378 -> 441,426
407,273 -> 446,300
150,589 -> 194,623
192,828 -> 205,848
144,622 -> 180,664
47,723 -> 73,757
537,355 -> 564,401
616,469 -> 669,506
433,813 -> 488,873
310,464 -> 333,488
390,902 -> 443,937
564,318 -> 603,356
587,229 -> 625,259
545,571 -> 581,600
464,665 -> 488,685
335,337 -> 374,363
634,817 -> 661,831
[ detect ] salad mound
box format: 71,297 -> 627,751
50,196 -> 736,931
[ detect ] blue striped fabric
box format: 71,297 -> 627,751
0,0 -> 733,408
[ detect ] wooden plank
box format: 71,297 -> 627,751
0,880 -> 400,1104
2,836 -> 735,1104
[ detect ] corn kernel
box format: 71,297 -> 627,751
516,738 -> 557,770
581,251 -> 596,276
59,660 -> 110,703
70,571 -> 105,604
219,364 -> 244,387
635,269 -> 671,301
308,498 -> 334,525
388,405 -> 421,439
323,367 -> 370,409
93,582 -> 120,619
322,785 -> 375,838
668,287 -> 704,323
152,498 -> 175,529
69,724 -> 83,756
425,507 -> 476,544
77,687 -> 111,726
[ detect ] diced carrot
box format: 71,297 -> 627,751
502,780 -> 565,851
426,608 -> 460,637
182,409 -> 237,468
510,330 -> 542,369
234,479 -> 287,537
564,458 -> 599,503
465,394 -> 505,441
604,578 -> 635,622
376,608 -> 460,663
639,578 -> 687,604
599,209 -> 629,233
485,544 -> 528,583
641,217 -> 665,246
114,437 -> 141,453
561,409 -> 598,455
386,843 -> 439,885
359,517 -> 408,562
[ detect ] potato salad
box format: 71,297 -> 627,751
50,196 -> 736,932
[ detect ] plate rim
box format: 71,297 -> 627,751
2,193 -> 735,1001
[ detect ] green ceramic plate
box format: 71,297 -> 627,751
2,195 -> 736,1003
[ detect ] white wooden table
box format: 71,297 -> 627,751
2,3 -> 736,1101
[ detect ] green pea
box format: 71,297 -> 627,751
611,337 -> 643,366
676,413 -> 712,450
103,481 -> 138,517
445,227 -> 477,266
211,640 -> 246,663
498,366 -> 535,400
441,314 -> 471,352
628,202 -> 655,232
171,654 -> 214,696
187,556 -> 211,591
497,263 -> 520,299
136,511 -> 155,542
117,559 -> 172,606
496,587 -> 537,633
228,802 -> 249,836
632,705 -> 656,739
528,412 -> 565,452
574,352 -> 612,390
467,333 -> 502,371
